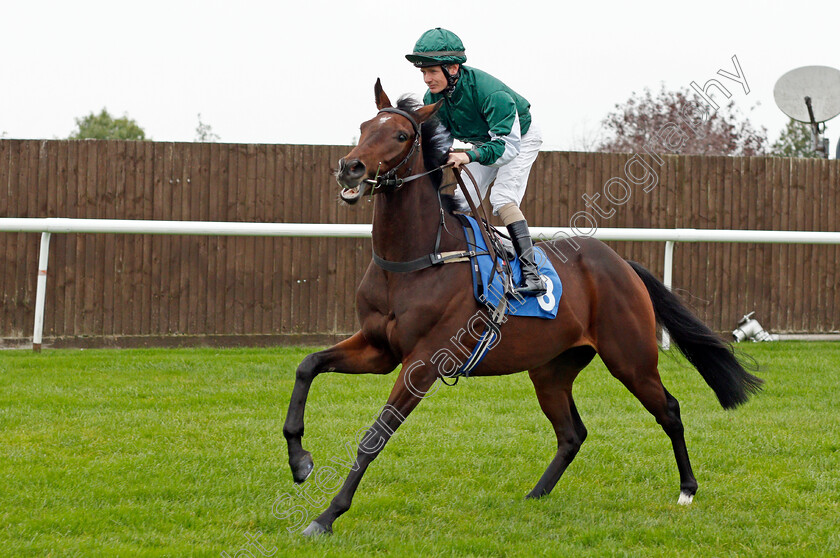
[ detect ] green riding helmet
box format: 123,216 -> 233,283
405,28 -> 467,67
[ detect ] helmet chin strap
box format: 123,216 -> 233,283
440,64 -> 460,97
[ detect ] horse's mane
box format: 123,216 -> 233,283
396,96 -> 458,212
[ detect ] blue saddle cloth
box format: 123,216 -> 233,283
460,215 -> 561,319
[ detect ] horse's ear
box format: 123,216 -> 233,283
374,78 -> 392,110
414,99 -> 443,123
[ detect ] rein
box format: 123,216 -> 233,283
452,167 -> 501,273
368,107 -> 505,285
372,165 -> 506,286
371,174 -> 480,273
365,108 -> 511,383
365,164 -> 449,190
362,107 -> 451,191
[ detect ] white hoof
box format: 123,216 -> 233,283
677,491 -> 694,505
302,521 -> 331,537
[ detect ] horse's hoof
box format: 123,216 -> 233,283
291,452 -> 314,484
302,521 -> 332,537
677,490 -> 694,505
525,488 -> 547,500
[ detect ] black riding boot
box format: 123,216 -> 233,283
506,219 -> 546,297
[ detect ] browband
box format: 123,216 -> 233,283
378,107 -> 420,137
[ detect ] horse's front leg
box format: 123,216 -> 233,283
302,355 -> 437,536
283,331 -> 398,484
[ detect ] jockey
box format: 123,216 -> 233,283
406,28 -> 546,297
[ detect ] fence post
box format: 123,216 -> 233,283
33,232 -> 51,352
662,240 -> 675,350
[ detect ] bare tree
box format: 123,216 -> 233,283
596,85 -> 769,156
195,113 -> 220,142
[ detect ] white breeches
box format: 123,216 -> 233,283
452,121 -> 543,215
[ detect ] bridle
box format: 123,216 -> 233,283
363,107 -> 448,191
362,103 -> 510,385
365,107 -> 503,278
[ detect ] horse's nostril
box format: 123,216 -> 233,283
347,159 -> 365,178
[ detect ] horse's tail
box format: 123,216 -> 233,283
626,260 -> 763,409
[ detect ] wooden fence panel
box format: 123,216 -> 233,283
0,139 -> 838,345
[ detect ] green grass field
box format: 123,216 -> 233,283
1,342 -> 839,557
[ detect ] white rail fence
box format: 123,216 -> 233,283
2,217 -> 840,351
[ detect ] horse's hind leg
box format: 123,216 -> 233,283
526,346 -> 595,499
598,337 -> 698,504
283,331 -> 398,484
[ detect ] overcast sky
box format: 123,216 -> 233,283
3,0 -> 840,154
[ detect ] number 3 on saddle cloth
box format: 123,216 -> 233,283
444,215 -> 563,382
458,214 -> 562,320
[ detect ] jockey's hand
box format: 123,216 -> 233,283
447,151 -> 471,168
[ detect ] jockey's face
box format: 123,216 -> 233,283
421,64 -> 459,94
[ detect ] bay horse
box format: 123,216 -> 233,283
283,80 -> 762,536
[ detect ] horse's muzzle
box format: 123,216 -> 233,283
337,158 -> 368,203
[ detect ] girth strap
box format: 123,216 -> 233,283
372,174 -> 487,272
372,249 -> 477,273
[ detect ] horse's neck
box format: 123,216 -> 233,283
371,176 -> 454,262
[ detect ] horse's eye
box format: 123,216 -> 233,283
398,133 -> 408,142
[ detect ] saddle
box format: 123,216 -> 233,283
369,168 -> 560,382
456,213 -> 561,320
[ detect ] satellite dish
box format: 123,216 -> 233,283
773,65 -> 840,123
774,66 -> 840,158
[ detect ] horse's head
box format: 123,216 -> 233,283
336,79 -> 442,204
